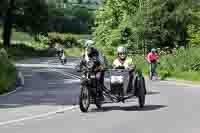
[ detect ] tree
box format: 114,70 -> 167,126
94,0 -> 142,55
143,0 -> 197,49
0,0 -> 9,16
94,0 -> 198,56
14,0 -> 49,36
2,0 -> 15,48
187,10 -> 200,47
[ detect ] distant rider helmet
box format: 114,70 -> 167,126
84,40 -> 94,48
151,48 -> 156,52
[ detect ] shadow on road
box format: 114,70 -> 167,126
0,104 -> 23,109
91,105 -> 167,112
146,91 -> 160,95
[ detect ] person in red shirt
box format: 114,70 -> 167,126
146,48 -> 158,80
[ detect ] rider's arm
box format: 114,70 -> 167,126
147,53 -> 151,63
125,58 -> 135,70
112,59 -> 118,69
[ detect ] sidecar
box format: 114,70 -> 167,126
109,68 -> 146,106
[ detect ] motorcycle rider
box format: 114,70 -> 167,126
80,40 -> 106,101
55,44 -> 64,58
112,46 -> 135,93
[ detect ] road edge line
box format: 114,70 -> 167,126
0,86 -> 24,97
0,105 -> 79,126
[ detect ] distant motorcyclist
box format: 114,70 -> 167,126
112,46 -> 135,93
55,44 -> 66,65
55,43 -> 64,57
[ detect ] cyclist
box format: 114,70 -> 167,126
146,48 -> 158,80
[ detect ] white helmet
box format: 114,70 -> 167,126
117,46 -> 127,54
84,40 -> 94,48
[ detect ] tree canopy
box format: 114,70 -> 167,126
93,0 -> 200,54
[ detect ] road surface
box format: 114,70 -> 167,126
0,57 -> 200,133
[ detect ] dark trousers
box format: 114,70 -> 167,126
96,71 -> 104,97
127,71 -> 134,92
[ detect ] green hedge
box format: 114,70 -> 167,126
47,32 -> 81,48
0,48 -> 17,94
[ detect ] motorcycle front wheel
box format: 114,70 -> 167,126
79,85 -> 90,112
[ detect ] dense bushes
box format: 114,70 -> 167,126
0,48 -> 17,94
47,32 -> 80,48
34,32 -> 89,48
6,43 -> 55,60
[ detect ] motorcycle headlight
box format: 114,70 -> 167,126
87,60 -> 94,69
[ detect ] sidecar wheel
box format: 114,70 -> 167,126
79,85 -> 90,112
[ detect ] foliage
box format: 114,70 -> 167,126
187,11 -> 200,47
144,0 -> 198,48
93,0 -> 140,58
94,0 -> 199,56
47,3 -> 95,34
0,48 -> 17,94
65,47 -> 83,57
47,32 -> 81,47
129,47 -> 200,80
13,0 -> 49,35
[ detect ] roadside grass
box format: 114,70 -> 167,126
173,71 -> 200,81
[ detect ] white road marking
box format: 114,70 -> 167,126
51,69 -> 80,79
0,87 -> 23,97
0,105 -> 79,126
63,79 -> 80,84
15,63 -> 75,69
0,63 -> 81,126
171,82 -> 200,88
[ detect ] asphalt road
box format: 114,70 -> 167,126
0,57 -> 200,133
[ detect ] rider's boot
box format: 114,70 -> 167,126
122,97 -> 125,103
98,88 -> 104,101
127,74 -> 133,93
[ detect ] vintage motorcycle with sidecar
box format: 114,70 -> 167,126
79,58 -> 147,112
